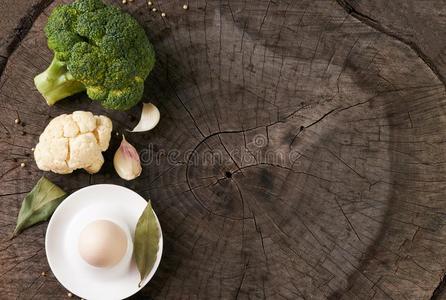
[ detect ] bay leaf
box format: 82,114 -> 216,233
13,177 -> 67,237
134,200 -> 161,287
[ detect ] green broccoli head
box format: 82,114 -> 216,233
34,0 -> 155,110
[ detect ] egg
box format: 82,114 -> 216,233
78,220 -> 128,268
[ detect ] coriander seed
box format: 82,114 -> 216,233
14,118 -> 20,124
152,7 -> 157,12
147,1 -> 152,5
183,4 -> 188,10
161,12 -> 166,17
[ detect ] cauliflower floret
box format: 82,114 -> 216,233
94,116 -> 113,151
72,111 -> 97,133
39,114 -> 80,139
34,137 -> 71,174
39,114 -> 67,140
34,111 -> 112,174
68,133 -> 104,172
63,115 -> 80,138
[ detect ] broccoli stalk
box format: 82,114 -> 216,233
34,56 -> 86,105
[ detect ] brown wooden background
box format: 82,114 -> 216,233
2,0 -> 446,299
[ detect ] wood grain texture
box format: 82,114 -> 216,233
0,0 -> 52,75
1,0 -> 446,299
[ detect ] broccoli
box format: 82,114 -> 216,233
34,0 -> 155,110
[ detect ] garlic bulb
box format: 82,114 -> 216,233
114,136 -> 142,180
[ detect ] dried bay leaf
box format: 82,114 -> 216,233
13,177 -> 67,237
134,200 -> 161,286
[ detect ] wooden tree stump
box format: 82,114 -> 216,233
1,0 -> 446,299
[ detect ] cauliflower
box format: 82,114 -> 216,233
34,111 -> 112,174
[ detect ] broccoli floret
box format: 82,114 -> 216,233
34,0 -> 155,110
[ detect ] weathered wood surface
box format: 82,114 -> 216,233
2,0 -> 446,299
0,0 -> 52,74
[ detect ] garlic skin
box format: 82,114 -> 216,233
114,136 -> 142,180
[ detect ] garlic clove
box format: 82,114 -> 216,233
113,135 -> 142,180
130,103 -> 160,132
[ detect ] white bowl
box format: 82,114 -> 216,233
45,184 -> 163,300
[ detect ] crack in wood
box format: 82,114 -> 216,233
336,0 -> 446,90
0,0 -> 53,77
432,272 -> 446,300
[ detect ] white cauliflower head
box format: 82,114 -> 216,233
34,111 -> 113,174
